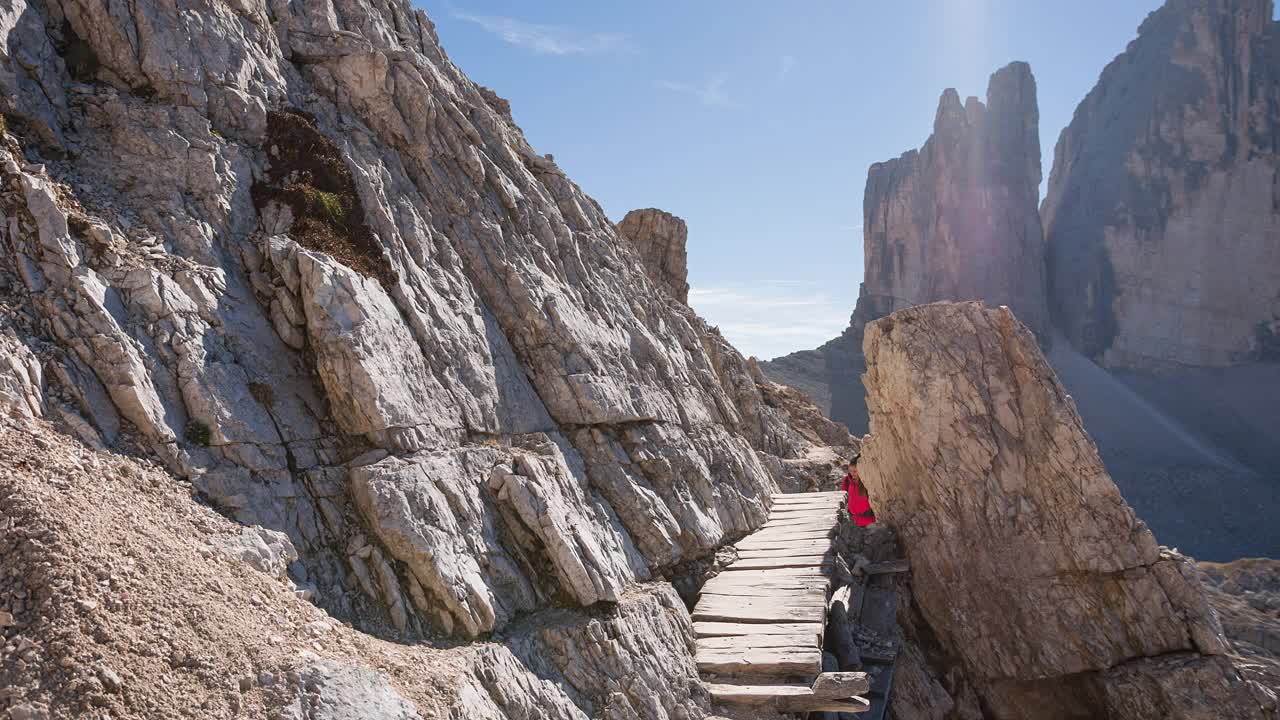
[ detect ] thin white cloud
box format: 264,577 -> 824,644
452,11 -> 635,55
657,75 -> 742,109
778,55 -> 797,82
689,283 -> 850,360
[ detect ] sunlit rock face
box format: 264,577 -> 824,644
862,61 -> 1050,340
761,61 -> 1050,434
1043,0 -> 1280,371
859,301 -> 1276,720
618,208 -> 690,304
0,0 -> 850,713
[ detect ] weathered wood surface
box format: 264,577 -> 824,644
812,671 -> 871,697
696,646 -> 822,678
704,671 -> 871,712
694,621 -> 823,639
694,491 -> 859,707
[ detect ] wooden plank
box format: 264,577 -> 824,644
762,517 -> 839,528
735,534 -> 832,545
696,646 -> 822,678
740,532 -> 833,544
705,569 -> 829,583
705,684 -> 871,714
728,557 -> 834,571
704,682 -> 812,707
706,577 -> 828,591
771,492 -> 844,502
752,521 -> 836,532
692,601 -> 826,624
697,634 -> 820,651
779,697 -> 871,713
701,581 -> 828,594
733,538 -> 832,551
812,671 -> 871,697
762,509 -> 834,520
694,621 -> 822,639
698,595 -> 827,612
695,596 -> 828,617
768,489 -> 849,497
703,571 -> 829,585
768,507 -> 839,517
735,548 -> 832,561
713,567 -> 829,579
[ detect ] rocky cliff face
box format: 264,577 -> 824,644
0,0 -> 840,716
1043,0 -> 1280,370
617,208 -> 689,304
862,61 -> 1049,339
763,14 -> 1280,559
860,301 -> 1276,719
762,61 -> 1049,435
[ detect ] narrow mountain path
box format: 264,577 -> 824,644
693,491 -> 873,714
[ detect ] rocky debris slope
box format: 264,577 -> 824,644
858,301 -> 1276,719
1043,0 -> 1280,370
1200,558 -> 1280,692
617,209 -> 690,304
0,0 -> 846,715
0,417 -> 709,720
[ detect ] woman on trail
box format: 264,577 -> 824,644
841,454 -> 877,527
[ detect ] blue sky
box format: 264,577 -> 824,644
427,1 -> 1166,360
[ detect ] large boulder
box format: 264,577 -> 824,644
859,301 -> 1275,718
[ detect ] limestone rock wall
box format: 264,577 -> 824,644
617,208 -> 689,304
859,301 -> 1275,719
0,0 -> 842,715
1043,0 -> 1280,370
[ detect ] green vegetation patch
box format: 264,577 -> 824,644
251,110 -> 395,288
184,420 -> 212,446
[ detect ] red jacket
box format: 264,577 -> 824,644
842,470 -> 877,526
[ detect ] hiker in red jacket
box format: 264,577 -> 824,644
841,454 -> 876,527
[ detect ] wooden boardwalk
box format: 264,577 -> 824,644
693,491 -> 872,714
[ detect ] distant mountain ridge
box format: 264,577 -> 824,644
761,0 -> 1280,561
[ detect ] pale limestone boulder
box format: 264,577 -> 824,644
860,301 -> 1269,718
350,436 -> 645,637
208,525 -> 299,580
276,659 -> 423,720
0,333 -> 43,421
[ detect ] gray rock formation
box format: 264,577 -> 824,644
859,301 -> 1276,719
762,61 -> 1049,430
0,0 -> 844,716
762,33 -> 1280,560
275,659 -> 424,720
1043,0 -> 1280,370
617,209 -> 690,304
863,61 -> 1049,339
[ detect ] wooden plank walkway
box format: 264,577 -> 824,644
694,490 -> 871,713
